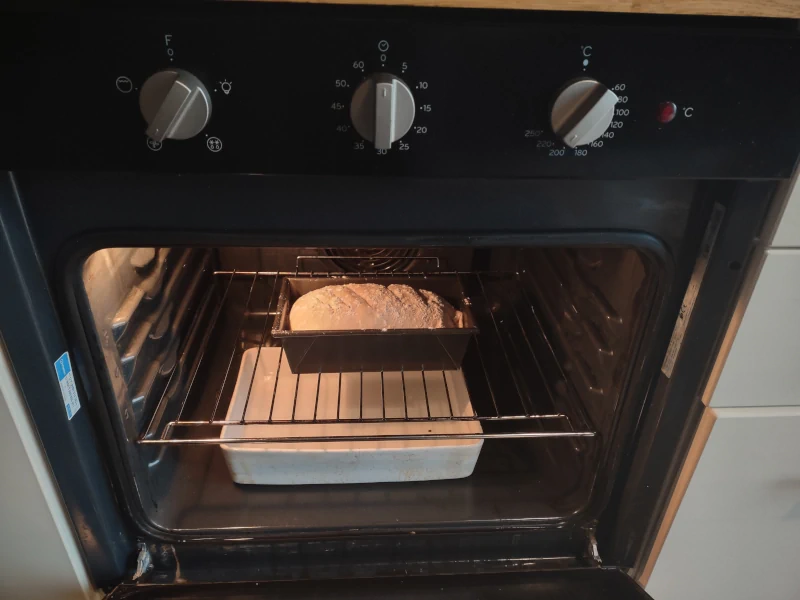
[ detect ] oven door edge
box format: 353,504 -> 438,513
104,568 -> 654,600
0,172 -> 133,586
600,180 -> 780,575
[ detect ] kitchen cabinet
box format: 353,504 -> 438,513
0,345 -> 92,600
711,249 -> 800,408
772,175 -> 800,247
646,407 -> 800,600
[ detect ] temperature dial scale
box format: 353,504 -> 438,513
527,77 -> 628,157
551,78 -> 618,148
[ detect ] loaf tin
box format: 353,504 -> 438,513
271,276 -> 478,374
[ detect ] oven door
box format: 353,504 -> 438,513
106,569 -> 653,599
0,170 -> 774,592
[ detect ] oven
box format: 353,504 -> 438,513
0,4 -> 798,598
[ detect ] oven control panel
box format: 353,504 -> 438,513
1,6 -> 798,178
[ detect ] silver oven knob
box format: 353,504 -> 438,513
350,73 -> 415,150
550,78 -> 618,148
139,69 -> 212,142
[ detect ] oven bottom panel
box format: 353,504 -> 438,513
149,440 -> 587,532
106,568 -> 652,600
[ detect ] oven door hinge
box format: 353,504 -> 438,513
132,542 -> 153,582
584,528 -> 602,566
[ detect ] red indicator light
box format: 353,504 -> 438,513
658,101 -> 677,124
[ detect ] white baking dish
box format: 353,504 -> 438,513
220,347 -> 483,485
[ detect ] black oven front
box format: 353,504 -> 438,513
0,4 -> 797,599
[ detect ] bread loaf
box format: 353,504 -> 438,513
289,283 -> 464,331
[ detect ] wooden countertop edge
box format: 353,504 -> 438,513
246,0 -> 800,19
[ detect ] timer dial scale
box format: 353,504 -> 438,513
350,73 -> 415,150
551,78 -> 618,148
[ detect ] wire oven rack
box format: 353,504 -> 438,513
138,268 -> 597,445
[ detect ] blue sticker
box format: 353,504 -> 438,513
54,352 -> 81,420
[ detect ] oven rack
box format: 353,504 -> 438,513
139,269 -> 597,445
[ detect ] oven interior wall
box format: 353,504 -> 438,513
81,245 -> 654,537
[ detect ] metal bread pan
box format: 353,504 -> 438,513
271,276 -> 478,374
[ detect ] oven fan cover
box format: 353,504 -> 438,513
324,248 -> 420,273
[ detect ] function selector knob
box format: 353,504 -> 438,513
350,73 -> 415,150
550,78 -> 618,148
139,69 -> 212,142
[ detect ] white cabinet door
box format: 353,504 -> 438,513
712,249 -> 800,407
646,407 -> 800,600
772,175 -> 800,247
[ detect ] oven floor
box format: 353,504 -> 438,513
146,436 -> 590,534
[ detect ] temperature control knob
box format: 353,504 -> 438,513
350,73 -> 415,150
139,69 -> 212,142
550,78 -> 618,148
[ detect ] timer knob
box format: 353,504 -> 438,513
139,69 -> 212,142
550,78 -> 618,148
350,73 -> 415,150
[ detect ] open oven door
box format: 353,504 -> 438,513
106,569 -> 654,599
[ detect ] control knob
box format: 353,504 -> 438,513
140,69 -> 212,142
550,78 -> 618,148
350,73 -> 415,150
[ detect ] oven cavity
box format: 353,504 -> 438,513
81,246 -> 656,536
